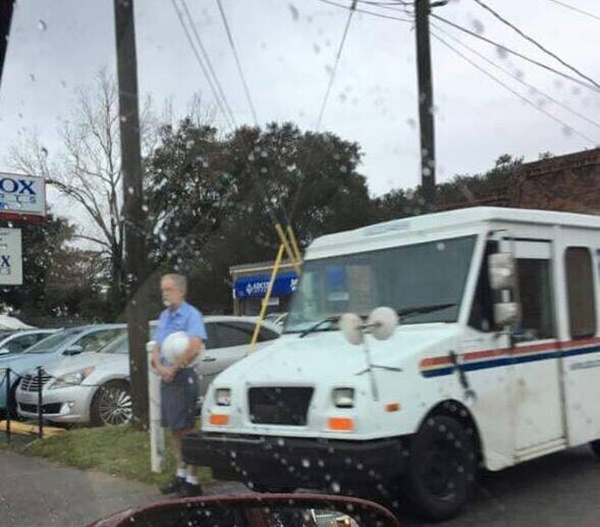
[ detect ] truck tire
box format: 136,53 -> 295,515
90,381 -> 132,427
405,415 -> 477,522
590,440 -> 600,458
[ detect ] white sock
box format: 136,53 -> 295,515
176,468 -> 187,479
186,474 -> 199,486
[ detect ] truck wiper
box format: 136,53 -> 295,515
298,316 -> 340,338
397,302 -> 457,320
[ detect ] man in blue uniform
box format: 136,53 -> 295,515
151,273 -> 206,497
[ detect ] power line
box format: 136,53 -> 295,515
171,0 -> 236,130
431,14 -> 600,94
314,0 -> 412,23
179,0 -> 238,126
315,0 -> 358,130
431,31 -> 597,145
546,0 -> 600,22
472,0 -> 600,90
432,23 -> 600,132
215,0 -> 259,125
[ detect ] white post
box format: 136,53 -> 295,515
147,341 -> 165,473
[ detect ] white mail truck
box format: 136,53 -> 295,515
184,207 -> 600,521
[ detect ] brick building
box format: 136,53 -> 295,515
443,148 -> 600,214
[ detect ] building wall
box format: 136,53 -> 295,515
441,148 -> 600,214
511,149 -> 600,214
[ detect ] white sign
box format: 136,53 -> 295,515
0,173 -> 46,217
0,229 -> 23,285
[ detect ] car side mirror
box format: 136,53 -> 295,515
87,495 -> 400,527
64,345 -> 83,356
488,252 -> 518,291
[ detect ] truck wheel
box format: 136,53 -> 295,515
90,381 -> 132,427
590,440 -> 600,458
406,415 -> 477,522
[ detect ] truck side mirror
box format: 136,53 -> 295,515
494,302 -> 521,327
488,252 -> 518,291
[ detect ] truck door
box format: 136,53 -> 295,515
511,240 -> 565,456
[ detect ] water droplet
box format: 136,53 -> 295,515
301,458 -> 311,468
38,20 -> 47,31
331,481 -> 341,493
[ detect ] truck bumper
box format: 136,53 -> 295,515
182,432 -> 409,494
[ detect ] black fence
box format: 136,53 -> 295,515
3,366 -> 45,442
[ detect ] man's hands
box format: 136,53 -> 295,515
160,365 -> 177,384
151,337 -> 203,384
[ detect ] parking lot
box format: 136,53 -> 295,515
2,442 -> 600,526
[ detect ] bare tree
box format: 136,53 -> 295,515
10,70 -> 157,307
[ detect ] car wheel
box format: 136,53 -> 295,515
590,440 -> 600,458
91,381 -> 132,426
405,415 -> 477,522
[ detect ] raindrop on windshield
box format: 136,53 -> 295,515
38,20 -> 48,31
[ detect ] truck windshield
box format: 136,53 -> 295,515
285,235 -> 477,333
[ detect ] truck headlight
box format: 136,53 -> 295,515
50,367 -> 95,390
215,388 -> 231,406
332,388 -> 354,408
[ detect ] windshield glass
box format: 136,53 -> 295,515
24,328 -> 82,354
100,326 -> 157,354
285,235 -> 476,333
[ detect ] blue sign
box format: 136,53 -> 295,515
234,272 -> 299,299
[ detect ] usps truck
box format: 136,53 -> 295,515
183,207 -> 600,520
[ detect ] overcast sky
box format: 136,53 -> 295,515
1,0 -> 599,206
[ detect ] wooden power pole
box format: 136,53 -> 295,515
414,0 -> 437,211
113,0 -> 149,429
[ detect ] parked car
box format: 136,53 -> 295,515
16,316 -> 281,426
0,324 -> 126,415
0,329 -> 58,357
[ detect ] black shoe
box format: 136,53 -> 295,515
160,476 -> 184,495
178,481 -> 203,498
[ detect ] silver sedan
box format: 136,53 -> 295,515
16,316 -> 281,426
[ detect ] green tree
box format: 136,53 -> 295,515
145,121 -> 373,312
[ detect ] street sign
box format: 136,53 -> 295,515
0,172 -> 46,220
0,229 -> 22,285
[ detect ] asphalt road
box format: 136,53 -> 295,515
1,446 -> 600,526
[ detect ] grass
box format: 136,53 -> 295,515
1,424 -> 213,487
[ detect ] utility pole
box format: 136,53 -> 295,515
113,0 -> 149,429
0,0 -> 16,90
414,0 -> 438,211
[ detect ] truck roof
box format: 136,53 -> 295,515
308,207 -> 600,259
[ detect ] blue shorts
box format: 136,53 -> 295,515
160,368 -> 199,430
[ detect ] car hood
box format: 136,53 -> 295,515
0,352 -> 59,376
43,352 -> 126,377
214,323 -> 461,386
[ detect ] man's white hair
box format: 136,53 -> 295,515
161,273 -> 187,293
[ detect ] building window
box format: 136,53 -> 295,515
565,247 -> 597,339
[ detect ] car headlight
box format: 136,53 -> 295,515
50,367 -> 95,390
332,388 -> 355,408
215,388 -> 231,406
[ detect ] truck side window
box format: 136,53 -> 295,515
565,247 -> 597,339
516,259 -> 556,341
469,242 -> 496,332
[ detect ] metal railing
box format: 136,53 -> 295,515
3,366 -> 45,442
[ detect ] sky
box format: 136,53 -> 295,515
1,0 -> 599,222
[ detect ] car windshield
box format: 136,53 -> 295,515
23,328 -> 83,354
285,235 -> 476,333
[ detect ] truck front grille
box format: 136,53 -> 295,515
248,387 -> 313,426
